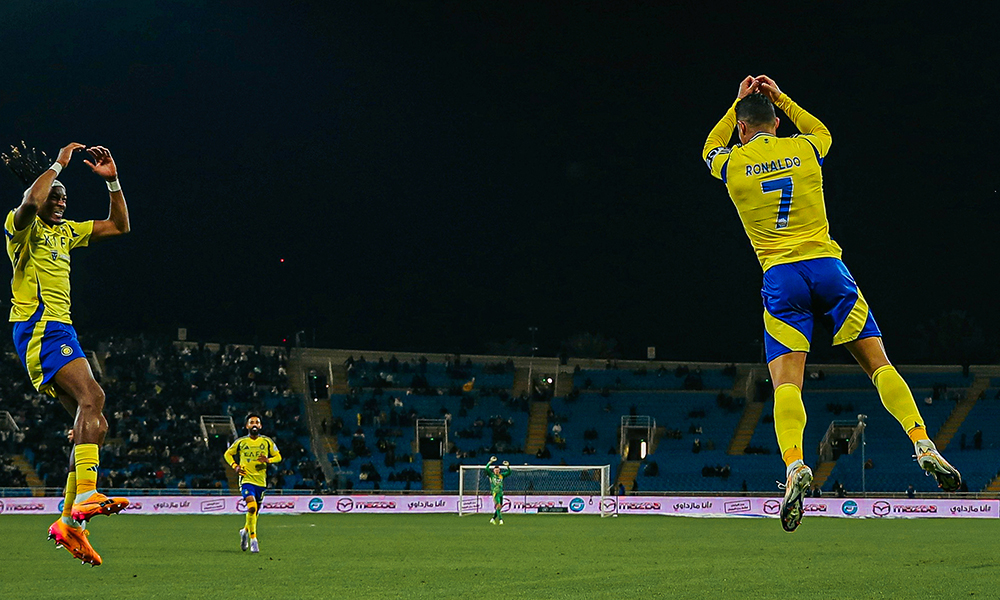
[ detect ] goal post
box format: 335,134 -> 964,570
458,464 -> 612,517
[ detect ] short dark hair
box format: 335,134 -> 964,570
735,93 -> 776,127
246,413 -> 262,425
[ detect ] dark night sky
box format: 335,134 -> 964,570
1,2 -> 997,362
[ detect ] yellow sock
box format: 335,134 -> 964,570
73,444 -> 99,502
246,498 -> 258,538
774,383 -> 807,467
61,472 -> 77,525
872,366 -> 927,441
244,509 -> 253,533
248,512 -> 258,539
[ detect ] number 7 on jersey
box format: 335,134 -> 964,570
761,176 -> 794,229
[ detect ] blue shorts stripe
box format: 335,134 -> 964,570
12,320 -> 86,396
761,257 -> 881,363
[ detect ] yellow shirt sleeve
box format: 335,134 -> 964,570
702,99 -> 740,180
224,439 -> 240,466
5,210 -> 31,244
775,94 -> 832,158
268,438 -> 282,464
65,219 -> 95,250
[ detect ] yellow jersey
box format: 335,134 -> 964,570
224,435 -> 282,487
702,94 -> 841,271
5,210 -> 94,323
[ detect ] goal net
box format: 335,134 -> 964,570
458,464 -> 612,517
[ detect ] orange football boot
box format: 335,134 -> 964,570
47,519 -> 102,566
70,492 -> 129,522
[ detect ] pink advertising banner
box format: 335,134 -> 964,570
0,495 -> 994,518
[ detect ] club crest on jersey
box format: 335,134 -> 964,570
51,251 -> 58,260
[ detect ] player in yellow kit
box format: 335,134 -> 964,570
224,413 -> 282,553
3,142 -> 131,565
703,75 -> 961,532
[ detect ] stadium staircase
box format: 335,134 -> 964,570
726,400 -> 764,455
512,366 -> 532,396
811,461 -> 837,489
11,455 -> 44,496
984,473 -> 1000,493
525,400 -> 550,455
727,370 -> 764,455
223,457 -> 240,492
422,459 -> 443,491
616,460 -> 641,490
932,377 -> 988,450
288,350 -> 340,484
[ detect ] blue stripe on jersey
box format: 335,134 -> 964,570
799,136 -> 823,165
721,156 -> 732,184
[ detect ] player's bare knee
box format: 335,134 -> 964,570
77,386 -> 106,414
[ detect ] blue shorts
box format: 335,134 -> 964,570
761,257 -> 881,363
241,483 -> 266,504
12,319 -> 87,397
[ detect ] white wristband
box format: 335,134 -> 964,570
49,162 -> 63,176
106,178 -> 121,193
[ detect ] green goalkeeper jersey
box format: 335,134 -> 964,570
485,464 -> 511,495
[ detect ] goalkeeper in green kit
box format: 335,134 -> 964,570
485,456 -> 511,525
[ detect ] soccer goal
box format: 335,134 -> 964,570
458,464 -> 613,517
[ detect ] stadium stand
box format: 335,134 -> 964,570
3,339 -> 997,497
0,337 -> 318,494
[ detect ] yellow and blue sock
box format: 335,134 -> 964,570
246,498 -> 258,539
872,365 -> 929,443
73,444 -> 100,504
60,472 -> 84,528
774,383 -> 807,473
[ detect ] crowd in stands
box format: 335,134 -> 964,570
0,336 -> 314,491
6,345 -> 992,495
0,456 -> 28,487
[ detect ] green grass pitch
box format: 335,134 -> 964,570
3,514 -> 997,599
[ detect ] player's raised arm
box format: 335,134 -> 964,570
85,146 -> 130,242
501,460 -> 511,476
703,76 -> 759,179
756,75 -> 832,157
13,143 -> 85,230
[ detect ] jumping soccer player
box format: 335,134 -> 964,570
224,413 -> 282,553
3,142 -> 131,565
702,75 -> 961,532
484,456 -> 510,525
